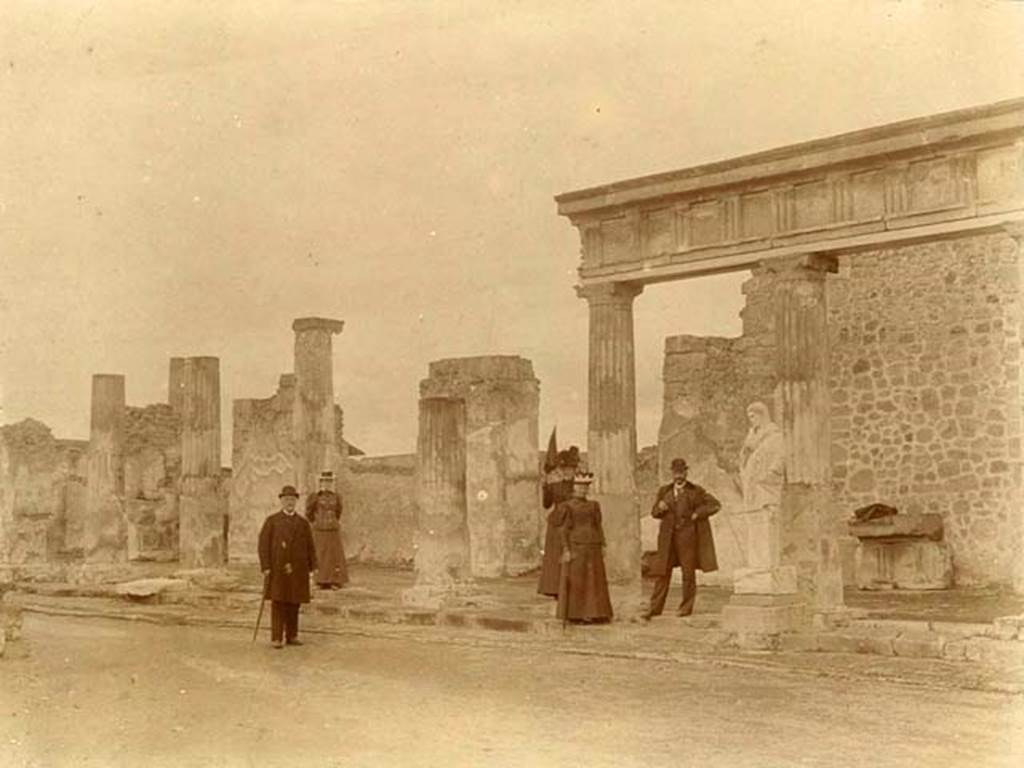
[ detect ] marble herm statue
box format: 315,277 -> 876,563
738,401 -> 785,511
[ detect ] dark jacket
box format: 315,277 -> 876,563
258,510 -> 318,603
648,481 -> 720,575
306,490 -> 343,531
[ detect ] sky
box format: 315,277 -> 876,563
2,0 -> 1023,461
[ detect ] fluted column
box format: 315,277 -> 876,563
576,281 -> 643,585
179,357 -> 225,568
292,317 -> 345,496
771,254 -> 843,616
404,396 -> 473,607
84,374 -> 126,562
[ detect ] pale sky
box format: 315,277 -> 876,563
2,1 -> 1023,460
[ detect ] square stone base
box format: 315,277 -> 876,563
733,565 -> 797,595
854,540 -> 952,590
721,593 -> 807,638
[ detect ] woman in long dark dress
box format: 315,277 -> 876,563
537,450 -> 578,597
555,471 -> 613,623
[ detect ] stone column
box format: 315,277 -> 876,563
1006,223 -> 1024,595
577,281 -> 643,590
178,357 -> 226,568
84,374 -> 126,562
403,396 -> 474,608
292,317 -> 345,497
772,254 -> 844,618
723,254 -> 841,645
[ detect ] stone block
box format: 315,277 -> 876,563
777,633 -> 817,653
721,594 -> 807,635
854,539 -> 952,590
959,638 -> 1024,667
733,566 -> 798,595
892,632 -> 945,659
114,578 -> 189,602
848,512 -> 944,541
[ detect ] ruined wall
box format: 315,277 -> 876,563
829,233 -> 1023,586
340,454 -> 417,567
420,356 -> 541,577
123,404 -> 181,561
0,420 -> 66,564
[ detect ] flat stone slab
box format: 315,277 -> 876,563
848,513 -> 943,541
114,578 -> 189,599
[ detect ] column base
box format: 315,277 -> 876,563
721,593 -> 807,648
733,565 -> 798,595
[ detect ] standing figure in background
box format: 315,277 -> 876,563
306,470 -> 349,589
644,458 -> 720,620
554,471 -> 613,623
537,448 -> 579,597
258,485 -> 318,648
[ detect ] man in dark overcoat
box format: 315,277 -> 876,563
644,458 -> 720,620
258,485 -> 318,648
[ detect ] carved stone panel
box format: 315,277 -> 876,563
600,216 -> 638,265
689,200 -> 725,248
976,145 -> 1023,204
906,157 -> 963,213
741,192 -> 773,240
642,207 -> 675,258
792,180 -> 831,231
851,170 -> 885,221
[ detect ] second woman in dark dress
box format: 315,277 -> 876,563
554,471 -> 613,624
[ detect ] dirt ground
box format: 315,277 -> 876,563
1,614 -> 1022,768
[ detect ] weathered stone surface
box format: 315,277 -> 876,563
341,455 -> 416,566
114,577 -> 188,600
848,512 -> 944,541
854,539 -> 953,590
404,396 -> 473,607
84,375 -> 127,563
420,356 -> 540,578
721,593 -> 806,636
292,317 -> 345,496
228,375 -> 297,564
892,632 -> 945,659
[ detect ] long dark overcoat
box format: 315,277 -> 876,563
537,479 -> 574,597
648,481 -> 720,576
258,510 -> 318,603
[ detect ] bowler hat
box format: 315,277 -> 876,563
670,458 -> 688,473
278,485 -> 299,498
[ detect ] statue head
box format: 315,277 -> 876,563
746,401 -> 773,429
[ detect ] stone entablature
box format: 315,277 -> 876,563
556,99 -> 1024,285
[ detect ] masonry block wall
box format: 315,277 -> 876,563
829,233 -> 1023,586
123,403 -> 182,561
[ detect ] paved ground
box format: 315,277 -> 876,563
2,614 -> 1022,768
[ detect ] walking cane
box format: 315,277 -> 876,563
252,572 -> 269,643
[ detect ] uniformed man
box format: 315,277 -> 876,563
644,458 -> 720,620
258,485 -> 318,648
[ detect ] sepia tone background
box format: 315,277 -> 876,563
2,0 -> 1023,460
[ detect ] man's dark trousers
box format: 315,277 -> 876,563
270,601 -> 300,643
648,521 -> 698,617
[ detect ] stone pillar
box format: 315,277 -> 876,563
723,255 -> 841,645
84,374 -> 126,562
576,282 -> 643,587
1006,223 -> 1024,595
178,357 -> 226,568
403,396 -> 474,607
292,317 -> 345,497
772,254 -> 843,618
419,357 -> 540,577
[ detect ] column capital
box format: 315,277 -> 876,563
575,281 -> 644,304
292,317 -> 345,335
1003,222 -> 1024,245
761,253 -> 838,280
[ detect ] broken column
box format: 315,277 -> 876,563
83,374 -> 126,562
292,317 -> 345,497
420,357 -> 540,577
577,282 -> 643,591
403,396 -> 473,607
178,357 -> 226,568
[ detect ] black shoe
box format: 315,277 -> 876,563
286,638 -> 304,646
271,641 -> 284,649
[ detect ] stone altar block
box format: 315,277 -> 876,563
849,512 -> 952,590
